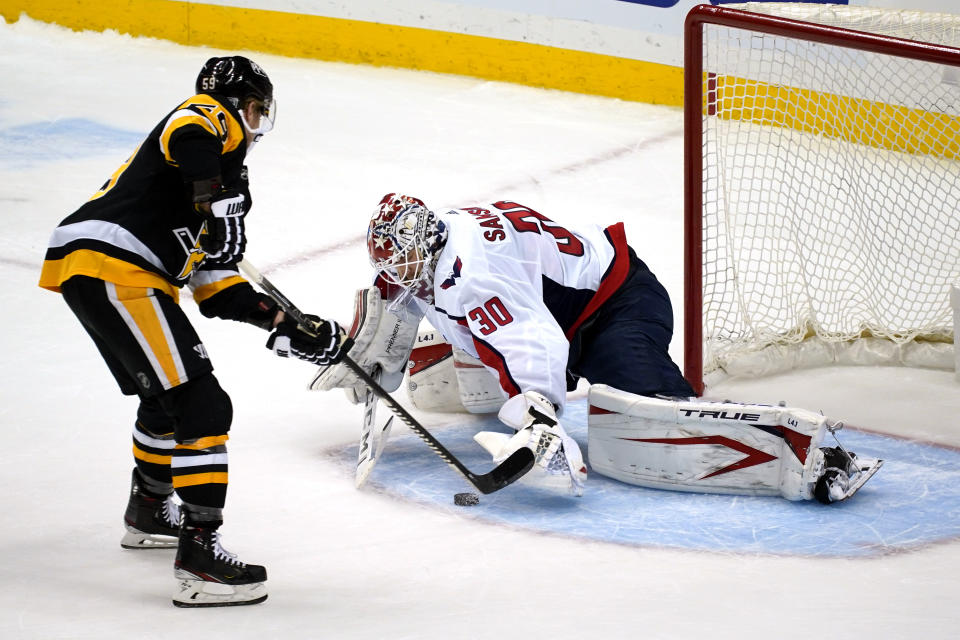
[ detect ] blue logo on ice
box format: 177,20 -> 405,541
337,399 -> 960,557
0,118 -> 143,168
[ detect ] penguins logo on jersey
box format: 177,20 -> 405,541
173,226 -> 208,280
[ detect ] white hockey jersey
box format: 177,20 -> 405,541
419,200 -> 631,411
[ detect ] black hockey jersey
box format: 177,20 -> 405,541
39,93 -> 259,313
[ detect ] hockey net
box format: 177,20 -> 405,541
684,2 -> 960,394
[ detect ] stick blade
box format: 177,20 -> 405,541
473,447 -> 536,494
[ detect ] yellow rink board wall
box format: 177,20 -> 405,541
5,0 -> 956,158
710,76 -> 960,160
0,0 -> 685,106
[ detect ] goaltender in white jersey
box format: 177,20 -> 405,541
314,193 -> 881,503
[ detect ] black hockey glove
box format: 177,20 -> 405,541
198,189 -> 246,263
266,315 -> 351,366
241,294 -> 281,330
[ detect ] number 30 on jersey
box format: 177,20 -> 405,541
468,296 -> 514,335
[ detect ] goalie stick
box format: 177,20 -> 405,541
355,366 -> 393,488
237,260 -> 535,494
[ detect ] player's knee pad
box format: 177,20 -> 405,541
158,373 -> 233,442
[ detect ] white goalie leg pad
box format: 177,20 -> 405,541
309,287 -> 419,402
405,330 -> 462,412
405,331 -> 507,413
475,391 -> 586,496
453,347 -> 507,414
587,385 -> 829,500
173,573 -> 268,608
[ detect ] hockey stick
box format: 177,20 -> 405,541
237,260 -> 534,494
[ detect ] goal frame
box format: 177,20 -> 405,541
683,3 -> 960,396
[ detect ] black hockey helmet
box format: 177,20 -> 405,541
195,56 -> 273,104
196,56 -> 275,135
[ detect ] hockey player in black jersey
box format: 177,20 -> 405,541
39,56 -> 348,607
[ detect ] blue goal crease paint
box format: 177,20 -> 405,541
335,398 -> 960,558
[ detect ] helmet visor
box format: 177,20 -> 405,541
259,96 -> 276,133
243,96 -> 276,137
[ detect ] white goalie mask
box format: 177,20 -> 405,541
367,193 -> 448,312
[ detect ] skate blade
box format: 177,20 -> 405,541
120,529 -> 178,550
172,577 -> 268,608
836,458 -> 884,502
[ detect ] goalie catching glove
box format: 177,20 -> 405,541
310,286 -> 420,401
474,391 -> 587,497
267,314 -> 349,366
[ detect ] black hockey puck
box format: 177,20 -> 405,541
453,492 -> 480,506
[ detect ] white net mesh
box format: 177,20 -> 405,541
697,3 -> 960,381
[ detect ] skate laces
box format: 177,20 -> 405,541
162,497 -> 181,528
211,532 -> 246,567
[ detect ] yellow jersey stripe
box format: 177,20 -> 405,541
113,285 -> 184,388
176,94 -> 245,154
133,445 -> 172,465
192,275 -> 247,304
159,111 -> 220,164
172,471 -> 229,488
38,249 -> 180,302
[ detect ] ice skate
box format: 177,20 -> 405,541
173,527 -> 268,608
814,446 -> 883,504
121,469 -> 181,549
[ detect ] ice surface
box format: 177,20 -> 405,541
2,16 -> 959,640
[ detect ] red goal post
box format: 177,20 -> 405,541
683,3 -> 960,395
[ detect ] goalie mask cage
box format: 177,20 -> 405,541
684,2 -> 960,395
